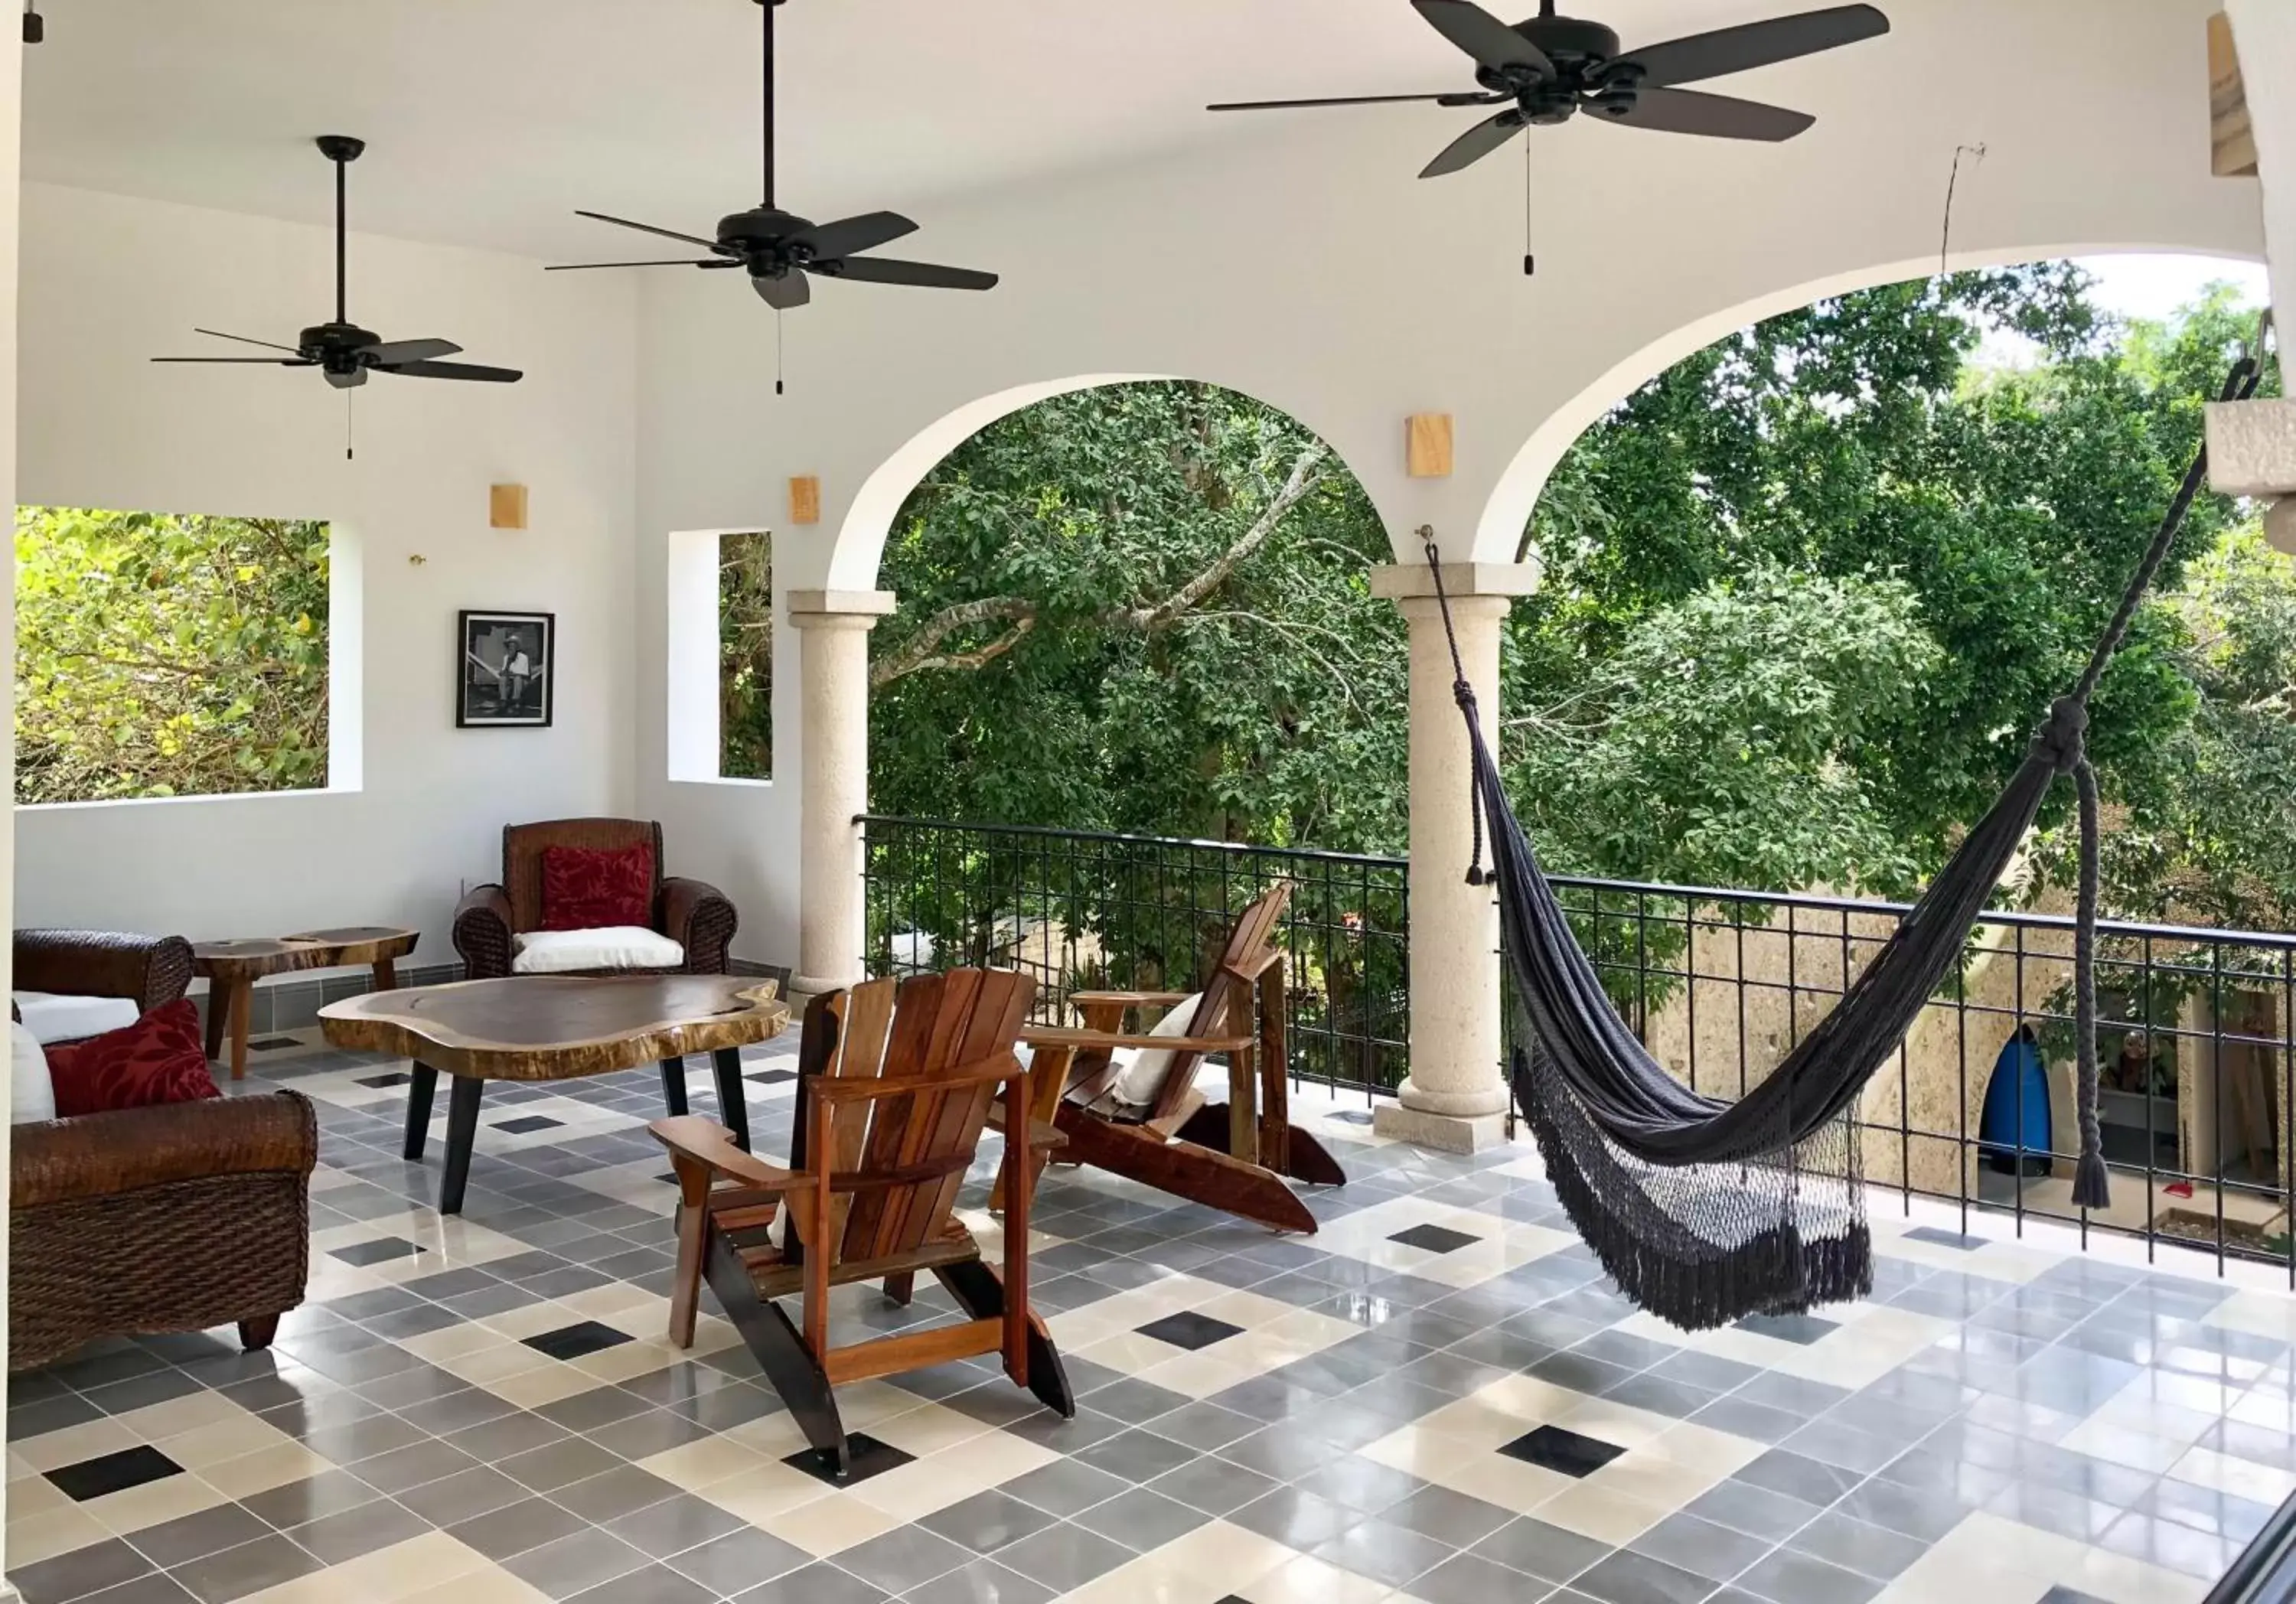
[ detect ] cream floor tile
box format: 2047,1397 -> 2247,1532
396,1570 -> 554,1604
1059,1553 -> 1231,1604
639,1435 -> 774,1494
569,1338 -> 693,1385
151,1413 -> 293,1471
2168,1444 -> 2296,1505
756,1490 -> 902,1557
5,1505 -> 112,1567
482,1364 -> 610,1410
6,1470 -> 68,1520
691,1463 -> 835,1524
869,1400 -> 997,1458
435,1344 -> 556,1387
1150,1520 -> 1301,1592
400,1322 -> 510,1363
1245,1552 -> 1394,1604
1534,1478 -> 1674,1545
848,1453 -> 1003,1522
2059,1420 -> 2202,1475
86,1471 -> 229,1536
243,1531 -> 492,1603
722,1413 -> 816,1461
119,1390 -> 249,1444
201,1442 -> 332,1500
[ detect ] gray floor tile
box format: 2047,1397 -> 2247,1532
1471,1515 -> 1613,1584
239,1469 -> 386,1530
498,1436 -> 626,1494
1381,1484 -> 1518,1549
2096,1513 -> 2242,1580
282,1496 -> 432,1564
166,1535 -> 326,1604
1290,1452 -> 1424,1516
997,1457 -> 1131,1518
899,1557 -> 1055,1604
1315,1516 -> 1457,1589
445,1495 -> 592,1563
120,1505 -> 273,1570
1071,1427 -> 1198,1484
837,1525 -> 975,1595
344,1437 -> 481,1495
1411,1551 -> 1549,1604
1141,1400 -> 1260,1452
990,1522 -> 1136,1593
61,1576 -> 197,1604
920,1489 -> 1062,1555
1733,1545 -> 1883,1604
1069,1485 -> 1212,1551
551,1464 -> 685,1524
1736,1450 -> 1864,1508
14,1537 -> 155,1604
662,1526 -> 811,1593
565,1565 -> 716,1604
1572,1549 -> 1718,1604
728,1562 -> 890,1603
1786,1511 -> 1928,1580
1629,1512 -> 1773,1584
504,1526 -> 654,1600
1231,1486 -> 1359,1549
393,1464 -> 531,1527
1685,1479 -> 1824,1544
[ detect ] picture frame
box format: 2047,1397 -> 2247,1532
457,610 -> 555,729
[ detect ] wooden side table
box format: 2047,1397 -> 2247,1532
193,926 -> 419,1081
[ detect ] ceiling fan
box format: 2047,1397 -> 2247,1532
153,136 -> 523,390
546,0 -> 996,311
1211,0 -> 1890,178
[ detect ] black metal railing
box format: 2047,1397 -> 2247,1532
860,816 -> 2296,1277
858,817 -> 1409,1097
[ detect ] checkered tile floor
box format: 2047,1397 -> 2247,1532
11,1028 -> 2296,1604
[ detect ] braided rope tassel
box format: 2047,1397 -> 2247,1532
2070,755 -> 2112,1210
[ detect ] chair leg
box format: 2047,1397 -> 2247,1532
882,1273 -> 915,1308
935,1260 -> 1074,1420
710,1047 -> 750,1152
439,1075 -> 486,1215
669,1198 -> 708,1350
703,1229 -> 850,1476
403,1063 -> 438,1162
238,1315 -> 280,1352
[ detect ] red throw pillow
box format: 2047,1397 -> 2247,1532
46,999 -> 220,1117
540,843 -> 656,931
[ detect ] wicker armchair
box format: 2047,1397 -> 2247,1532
452,818 -> 739,980
10,1092 -> 316,1371
14,929 -> 195,1027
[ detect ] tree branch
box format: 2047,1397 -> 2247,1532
1111,445 -> 1327,631
872,597 -> 1039,689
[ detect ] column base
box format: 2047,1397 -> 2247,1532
788,972 -> 861,999
1373,1101 -> 1511,1155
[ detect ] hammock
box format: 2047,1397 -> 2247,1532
1437,354 -> 2264,1331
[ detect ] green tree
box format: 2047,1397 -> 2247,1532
719,531 -> 773,781
15,507 -> 330,804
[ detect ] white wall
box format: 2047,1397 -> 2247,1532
15,183 -> 640,955
630,0 -> 2265,975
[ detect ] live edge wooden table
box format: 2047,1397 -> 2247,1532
193,926 -> 420,1081
318,975 -> 791,1215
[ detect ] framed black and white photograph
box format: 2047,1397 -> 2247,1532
457,610 -> 554,729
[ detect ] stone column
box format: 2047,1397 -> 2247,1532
2213,3 -> 2296,551
787,589 -> 896,996
1370,561 -> 1538,1153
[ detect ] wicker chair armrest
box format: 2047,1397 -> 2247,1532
13,1093 -> 318,1209
452,884 -> 515,980
14,930 -> 196,1013
661,877 -> 738,974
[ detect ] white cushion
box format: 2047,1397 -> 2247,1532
10,1021 -> 54,1125
1113,991 -> 1207,1108
12,990 -> 139,1046
512,927 -> 685,975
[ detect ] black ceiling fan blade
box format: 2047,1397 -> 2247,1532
360,337 -> 461,365
151,357 -> 315,366
545,259 -> 730,271
574,210 -> 729,253
1411,0 -> 1553,77
1209,91 -> 1483,112
1420,107 -> 1527,177
1597,86 -> 1814,141
193,328 -> 303,354
790,210 -> 917,262
813,256 -> 998,292
1616,4 -> 1889,89
752,271 -> 811,310
377,359 -> 523,383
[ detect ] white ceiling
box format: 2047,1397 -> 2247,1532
24,0 -> 1923,260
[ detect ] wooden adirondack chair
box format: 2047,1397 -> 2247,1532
652,969 -> 1073,1480
993,882 -> 1345,1235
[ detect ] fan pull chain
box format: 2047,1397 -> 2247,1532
1522,133 -> 1535,278
775,306 -> 784,396
345,390 -> 355,462
1937,142 -> 1986,282
23,1 -> 43,44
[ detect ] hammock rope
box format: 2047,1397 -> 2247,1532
1424,350 -> 2263,1327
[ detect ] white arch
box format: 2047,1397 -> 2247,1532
828,372 -> 1398,591
1473,241 -> 2271,566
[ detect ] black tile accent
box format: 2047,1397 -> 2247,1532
494,1115 -> 566,1136
1388,1224 -> 1482,1255
1734,1312 -> 1840,1345
2039,1589 -> 2114,1604
1329,1110 -> 1375,1126
523,1322 -> 635,1361
782,1432 -> 916,1488
328,1237 -> 425,1267
247,1035 -> 304,1051
46,1444 -> 185,1501
1137,1312 -> 1245,1351
355,1072 -> 413,1089
746,1069 -> 798,1086
1497,1425 -> 1626,1478
1904,1226 -> 1985,1250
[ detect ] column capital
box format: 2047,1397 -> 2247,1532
788,589 -> 897,628
1368,562 -> 1539,602
2206,397 -> 2296,498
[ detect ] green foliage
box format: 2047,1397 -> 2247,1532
15,507 -> 330,804
719,530 -> 773,781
